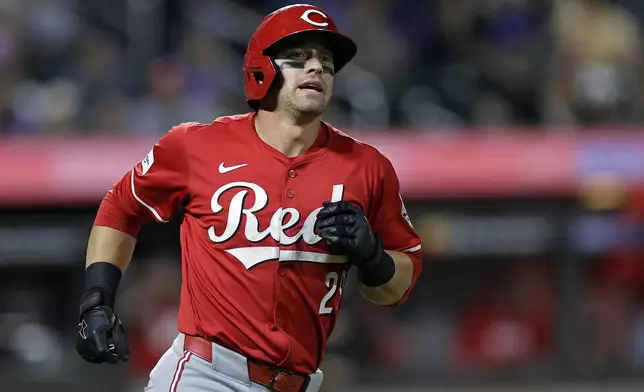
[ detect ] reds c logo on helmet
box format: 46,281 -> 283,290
243,4 -> 357,109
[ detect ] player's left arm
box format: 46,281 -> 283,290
357,156 -> 422,306
316,156 -> 422,306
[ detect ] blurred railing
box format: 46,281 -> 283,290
1,130 -> 642,205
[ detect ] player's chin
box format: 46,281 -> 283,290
295,99 -> 328,116
297,104 -> 326,116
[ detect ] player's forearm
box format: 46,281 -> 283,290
80,226 -> 136,313
86,226 -> 137,271
357,250 -> 413,306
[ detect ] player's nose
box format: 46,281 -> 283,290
305,58 -> 324,75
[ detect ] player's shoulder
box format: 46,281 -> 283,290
212,112 -> 254,125
170,121 -> 212,136
325,122 -> 391,166
171,112 -> 253,138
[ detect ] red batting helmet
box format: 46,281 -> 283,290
243,4 -> 357,109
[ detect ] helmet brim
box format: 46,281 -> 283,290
263,30 -> 357,73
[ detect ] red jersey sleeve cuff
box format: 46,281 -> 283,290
93,194 -> 143,238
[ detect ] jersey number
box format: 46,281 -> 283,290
319,270 -> 348,315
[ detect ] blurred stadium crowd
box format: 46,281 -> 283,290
2,1 -> 644,392
3,0 -> 644,136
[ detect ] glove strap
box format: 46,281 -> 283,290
80,262 -> 122,314
356,237 -> 395,287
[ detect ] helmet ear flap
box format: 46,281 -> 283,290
243,54 -> 282,106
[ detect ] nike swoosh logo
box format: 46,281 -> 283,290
218,163 -> 247,174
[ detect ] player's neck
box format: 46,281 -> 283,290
254,110 -> 321,158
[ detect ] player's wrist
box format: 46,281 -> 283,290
355,237 -> 395,287
81,262 -> 122,312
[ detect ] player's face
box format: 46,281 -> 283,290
272,42 -> 335,117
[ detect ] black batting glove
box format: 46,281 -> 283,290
76,288 -> 129,364
316,201 -> 395,286
315,201 -> 378,266
76,262 -> 129,364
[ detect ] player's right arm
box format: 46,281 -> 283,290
76,123 -> 192,364
86,227 -> 136,271
88,121 -> 192,269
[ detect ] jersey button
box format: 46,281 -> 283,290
279,267 -> 287,276
286,189 -> 295,198
288,169 -> 297,178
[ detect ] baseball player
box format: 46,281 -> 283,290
75,4 -> 422,392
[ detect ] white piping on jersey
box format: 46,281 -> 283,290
130,169 -> 169,223
403,244 -> 422,253
226,246 -> 348,270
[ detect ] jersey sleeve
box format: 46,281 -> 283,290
129,124 -> 190,222
368,155 -> 423,305
93,123 -> 190,235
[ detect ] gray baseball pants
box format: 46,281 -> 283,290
143,333 -> 323,392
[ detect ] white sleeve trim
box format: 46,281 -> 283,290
403,244 -> 422,253
130,169 -> 169,223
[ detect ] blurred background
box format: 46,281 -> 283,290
2,0 -> 644,391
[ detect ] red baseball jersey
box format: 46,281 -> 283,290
95,112 -> 422,374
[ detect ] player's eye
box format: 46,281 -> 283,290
289,50 -> 308,60
320,55 -> 333,65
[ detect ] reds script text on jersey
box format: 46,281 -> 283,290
95,112 -> 423,374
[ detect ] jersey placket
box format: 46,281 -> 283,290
273,165 -> 299,332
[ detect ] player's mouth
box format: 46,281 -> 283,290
297,80 -> 324,93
